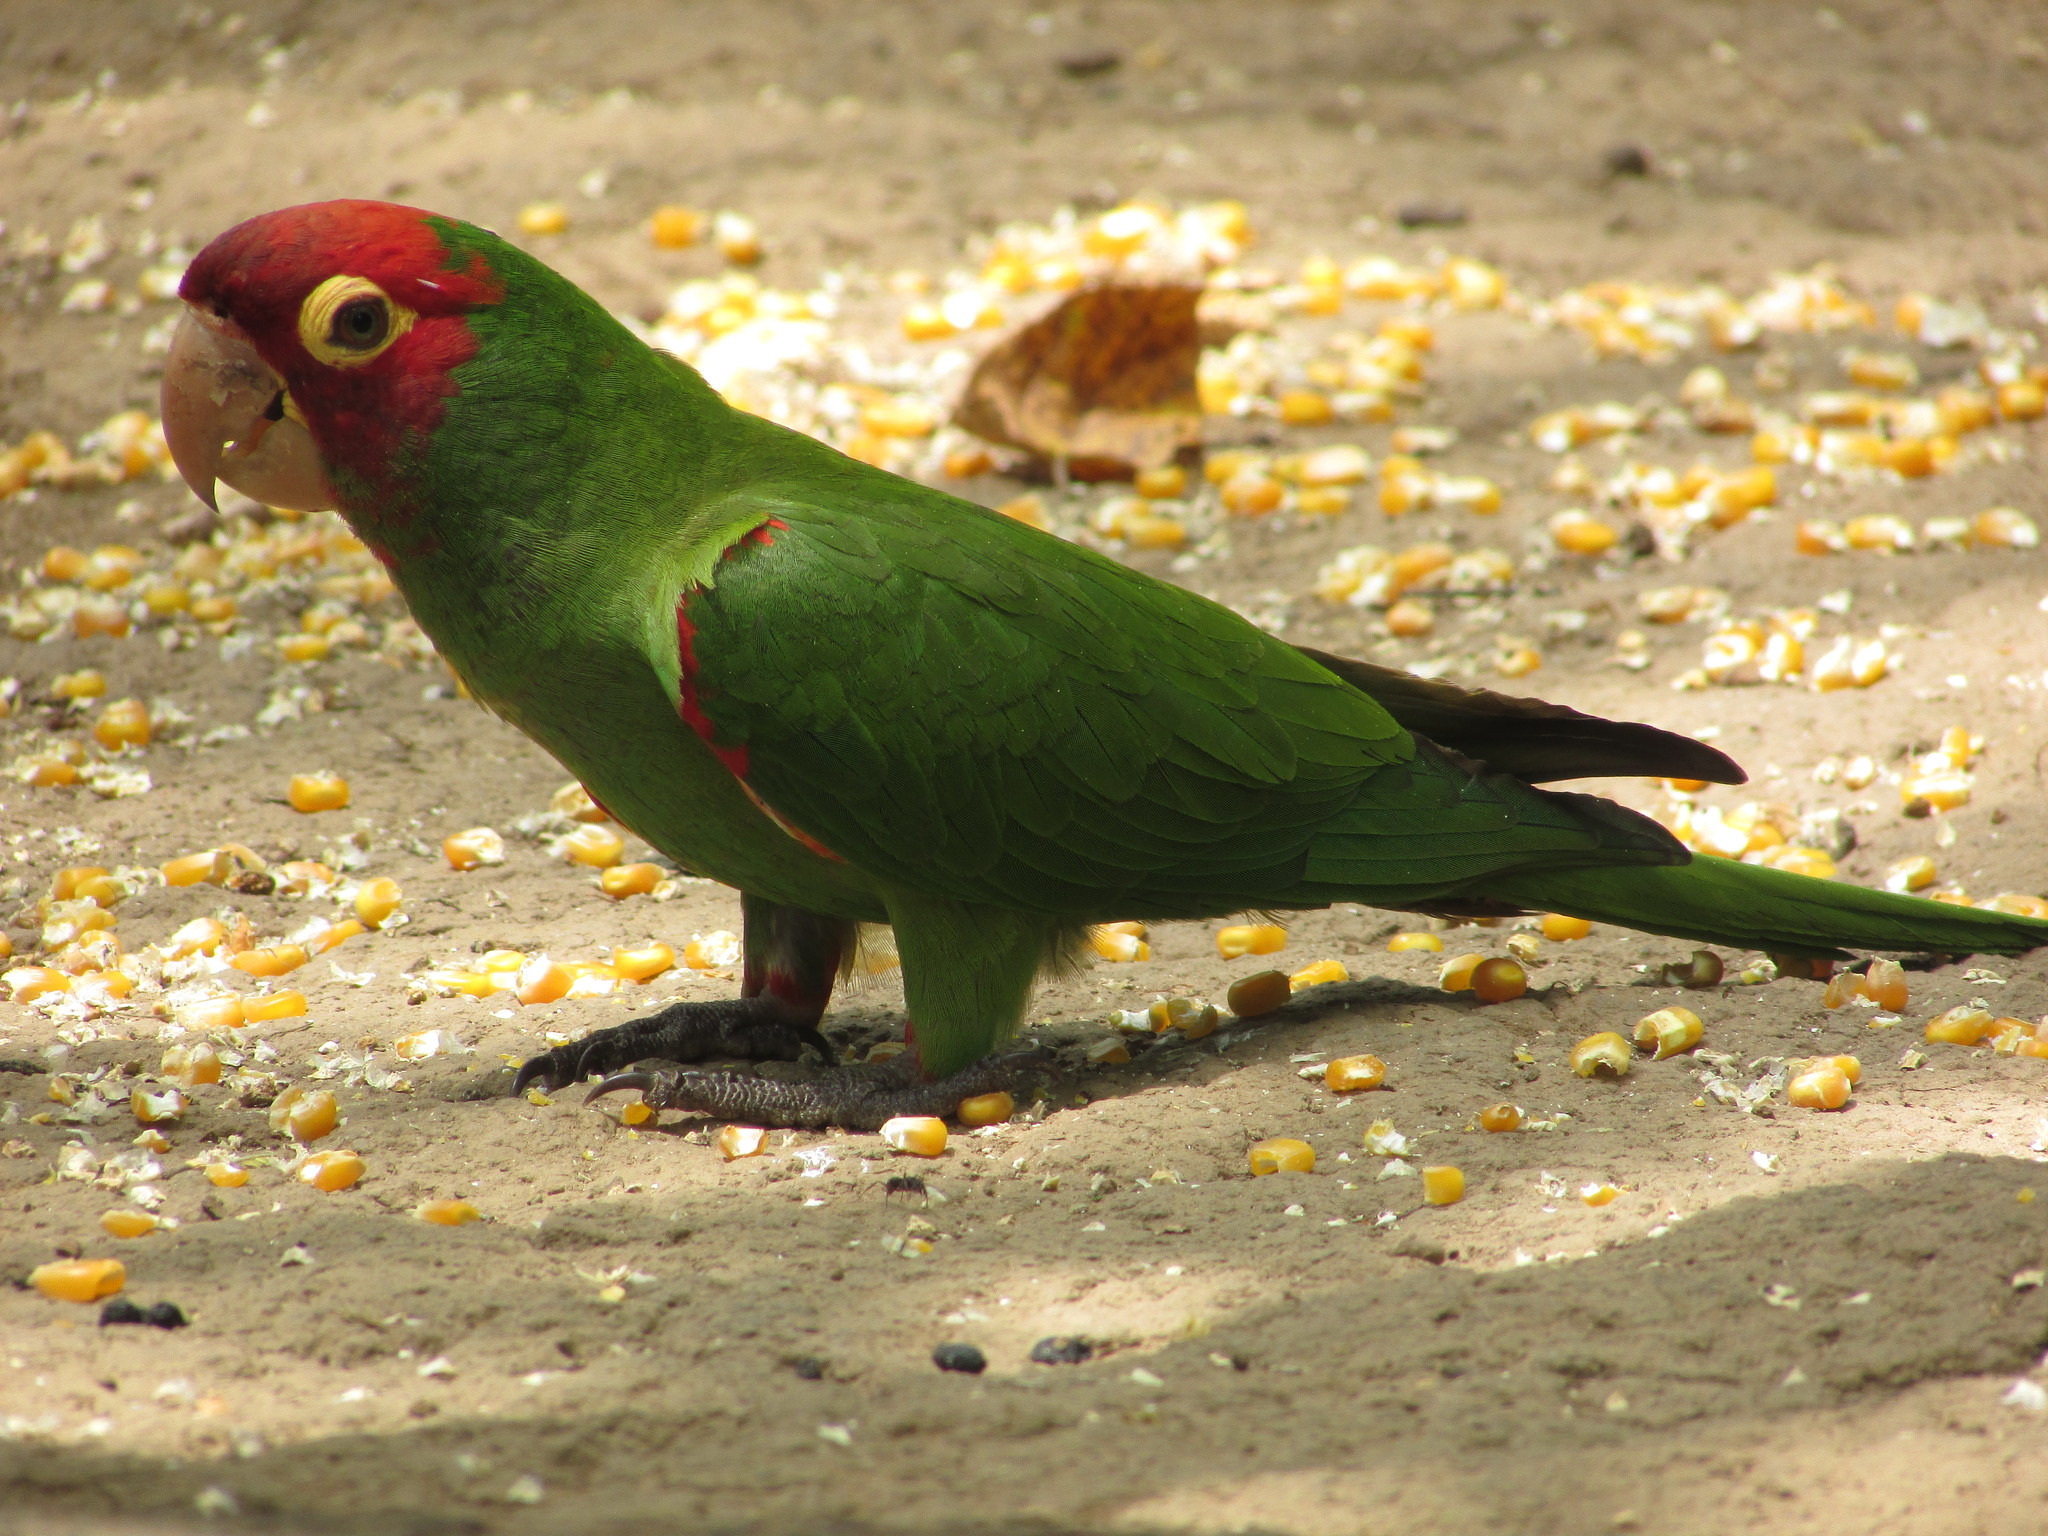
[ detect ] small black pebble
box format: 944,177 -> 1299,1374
1029,1336 -> 1092,1366
99,1300 -> 146,1327
1394,200 -> 1467,230
1057,48 -> 1122,78
791,1356 -> 827,1381
144,1301 -> 189,1329
932,1342 -> 987,1375
1603,142 -> 1651,177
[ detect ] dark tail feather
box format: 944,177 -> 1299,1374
1487,856 -> 2048,960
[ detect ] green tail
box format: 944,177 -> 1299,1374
1488,856 -> 2048,960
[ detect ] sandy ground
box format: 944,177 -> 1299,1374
5,3 -> 2048,1532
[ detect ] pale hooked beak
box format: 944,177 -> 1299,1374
161,304 -> 338,514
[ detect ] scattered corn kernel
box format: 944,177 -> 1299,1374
880,1116 -> 948,1157
1539,913 -> 1592,941
611,942 -> 676,982
1579,1182 -> 1622,1207
245,991 -> 307,1022
1421,1166 -> 1465,1205
517,203 -> 569,236
162,849 -> 232,887
551,782 -> 609,822
417,1199 -> 481,1225
91,698 -> 151,750
100,1209 -> 159,1238
1864,958 -> 1908,1011
1886,855 -> 1937,893
1470,957 -> 1527,1004
270,1086 -> 339,1142
1248,1138 -> 1315,1176
286,772 -> 350,813
300,1150 -> 364,1191
443,827 -> 505,870
1983,893 -> 2048,919
1787,1064 -> 1852,1110
30,1258 -> 124,1303
204,1162 -> 249,1188
557,823 -> 625,868
649,205 -> 703,249
1479,1102 -> 1523,1133
1438,953 -> 1484,992
1090,926 -> 1150,962
516,957 -> 573,1006
130,1086 -> 187,1125
1926,1005 -> 1994,1046
958,1091 -> 1015,1127
159,1042 -> 221,1087
1387,931 -> 1443,953
353,876 -> 403,928
1289,959 -> 1348,990
230,945 -> 308,978
1633,1006 -> 1704,1059
1216,923 -> 1286,958
715,1125 -> 769,1160
1226,970 -> 1291,1018
1571,1032 -> 1633,1078
1324,1055 -> 1387,1092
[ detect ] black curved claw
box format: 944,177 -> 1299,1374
584,1070 -> 658,1104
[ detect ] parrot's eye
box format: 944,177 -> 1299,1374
329,296 -> 389,351
296,274 -> 417,367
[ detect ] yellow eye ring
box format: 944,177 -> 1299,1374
297,274 -> 416,367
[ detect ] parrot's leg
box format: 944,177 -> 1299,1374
577,895 -> 1063,1130
510,893 -> 852,1095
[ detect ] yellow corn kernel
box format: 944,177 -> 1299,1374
1863,958 -> 1908,1011
71,598 -> 131,638
1547,509 -> 1618,556
1324,1054 -> 1386,1092
269,1086 -> 339,1142
549,781 -> 608,822
1633,1006 -> 1703,1059
517,203 -> 569,235
306,919 -> 365,955
649,204 -> 703,248
1383,598 -> 1434,638
1539,913 -> 1592,942
1900,768 -> 1972,812
188,594 -> 237,625
880,1116 -> 948,1157
230,944 -> 308,978
1571,1031 -> 1633,1078
1787,1064 -> 1852,1109
276,633 -> 330,664
1216,923 -> 1287,959
1289,959 -> 1348,991
516,957 -> 572,1005
1925,1005 -> 1994,1046
72,874 -> 127,909
30,1258 -> 125,1302
680,932 -> 736,970
714,210 -> 761,264
352,876 -> 402,928
1121,511 -> 1188,550
1972,507 -> 2039,549
241,990 -> 306,1025
619,1101 -> 653,1125
1133,464 -> 1187,499
417,1198 -> 481,1225
1389,542 -> 1454,591
159,1042 -> 222,1087
173,994 -> 242,1035
1090,926 -> 1150,962
938,446 -> 994,480
1884,855 -> 1936,893
1420,1165 -> 1465,1205
199,1159 -> 249,1190
1144,997 -> 1217,1038
861,397 -> 941,438
558,823 -> 625,868
50,866 -> 107,901
90,698 -> 151,751
286,772 -> 350,813
958,1091 -> 1015,1127
100,1209 -> 159,1239
1226,970 -> 1292,1018
1086,1037 -> 1133,1065
434,827 -> 501,872
42,544 -> 90,581
1248,1137 -> 1315,1176
139,579 -> 189,614
602,943 -> 671,984
1997,379 -> 2046,420
130,1086 -> 186,1125
1983,892 -> 2048,919
1387,931 -> 1443,953
1470,957 -> 1527,1003
1220,471 -> 1284,517
1579,1182 -> 1621,1207
15,756 -> 74,788
1479,1102 -> 1523,1133
1277,389 -> 1334,426
1438,953 -> 1484,992
901,303 -> 951,341
300,1150 -> 364,1191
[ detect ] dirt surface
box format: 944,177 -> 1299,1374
6,3 -> 2048,1533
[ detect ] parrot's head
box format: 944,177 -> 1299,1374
163,200 -> 507,517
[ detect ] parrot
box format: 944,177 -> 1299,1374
160,200 -> 2048,1130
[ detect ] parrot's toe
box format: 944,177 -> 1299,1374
593,1048 -> 1050,1132
509,996 -> 836,1099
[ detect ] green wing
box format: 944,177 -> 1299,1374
678,477 -> 1680,921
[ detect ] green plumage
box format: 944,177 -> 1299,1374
312,215 -> 2048,1080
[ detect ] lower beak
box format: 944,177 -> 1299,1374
161,305 -> 338,514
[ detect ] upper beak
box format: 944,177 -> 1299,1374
161,304 -> 338,514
